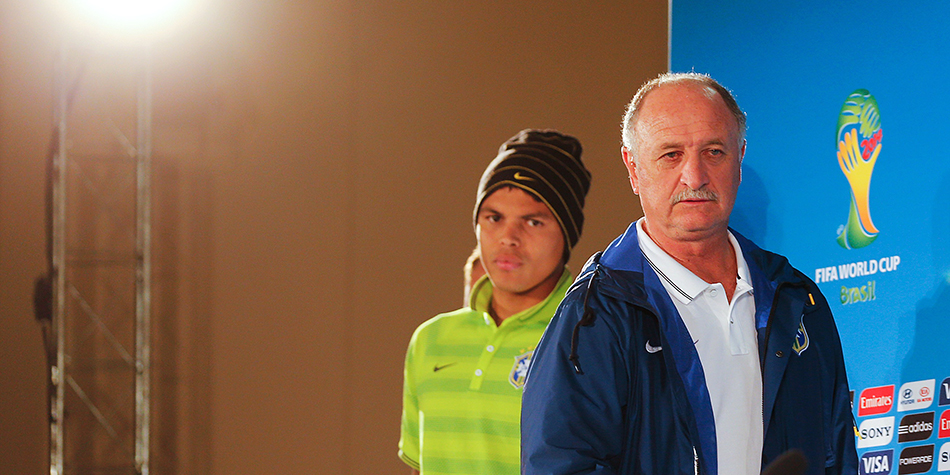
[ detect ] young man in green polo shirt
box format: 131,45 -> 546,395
398,129 -> 592,475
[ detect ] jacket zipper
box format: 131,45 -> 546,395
620,269 -> 709,475
693,446 -> 699,475
640,302 -> 701,475
760,282 -> 786,433
761,295 -> 773,430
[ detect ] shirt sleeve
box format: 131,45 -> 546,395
398,329 -> 421,470
521,283 -> 628,474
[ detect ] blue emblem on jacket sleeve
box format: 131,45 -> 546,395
792,320 -> 809,356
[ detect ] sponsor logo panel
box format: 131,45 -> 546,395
860,416 -> 896,448
898,412 -> 935,443
899,380 -> 936,412
861,449 -> 894,475
860,385 -> 896,416
938,442 -> 950,471
940,410 -> 950,439
898,444 -> 934,475
940,377 -> 950,407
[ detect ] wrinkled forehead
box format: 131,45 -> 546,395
643,82 -> 728,113
636,83 -> 740,139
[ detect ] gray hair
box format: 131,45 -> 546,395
621,72 -> 746,160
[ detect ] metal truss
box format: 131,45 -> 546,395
38,40 -> 152,475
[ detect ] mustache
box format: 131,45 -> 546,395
671,187 -> 718,204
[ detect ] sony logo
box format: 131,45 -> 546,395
863,426 -> 892,438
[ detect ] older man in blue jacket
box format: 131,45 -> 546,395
521,73 -> 857,475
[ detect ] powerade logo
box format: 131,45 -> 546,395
899,412 -> 935,443
861,449 -> 894,475
836,89 -> 882,249
860,385 -> 895,416
859,416 -> 895,448
898,444 -> 933,474
899,380 -> 936,412
940,377 -> 950,406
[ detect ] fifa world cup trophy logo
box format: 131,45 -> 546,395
836,90 -> 882,249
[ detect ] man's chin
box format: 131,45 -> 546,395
669,219 -> 731,241
490,279 -> 529,295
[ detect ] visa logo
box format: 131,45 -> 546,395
861,449 -> 893,475
940,377 -> 950,406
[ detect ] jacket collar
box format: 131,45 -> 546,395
595,222 -> 808,316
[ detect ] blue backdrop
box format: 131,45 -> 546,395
672,1 -> 950,471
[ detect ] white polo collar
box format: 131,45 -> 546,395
635,218 -> 752,304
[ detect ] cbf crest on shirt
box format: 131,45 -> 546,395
510,350 -> 533,388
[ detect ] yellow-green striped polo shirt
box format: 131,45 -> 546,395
398,269 -> 572,474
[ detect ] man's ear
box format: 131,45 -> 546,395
738,139 -> 746,183
621,146 -> 639,195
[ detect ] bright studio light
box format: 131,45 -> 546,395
65,0 -> 191,35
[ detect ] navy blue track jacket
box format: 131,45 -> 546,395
521,223 -> 857,475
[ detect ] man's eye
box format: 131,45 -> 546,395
486,215 -> 500,223
527,219 -> 542,227
708,149 -> 724,157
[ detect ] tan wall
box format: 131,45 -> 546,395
0,0 -> 666,473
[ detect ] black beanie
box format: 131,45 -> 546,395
473,129 -> 592,253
